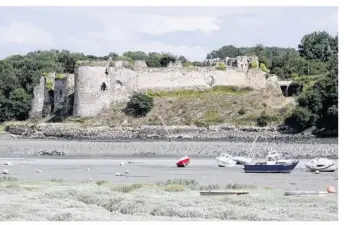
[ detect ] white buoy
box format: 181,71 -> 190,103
2,169 -> 9,174
86,168 -> 90,171
315,170 -> 320,174
4,162 -> 11,166
120,162 -> 125,166
36,169 -> 42,173
125,170 -> 129,174
115,172 -> 122,176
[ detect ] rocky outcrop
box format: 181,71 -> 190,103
4,123 -> 337,145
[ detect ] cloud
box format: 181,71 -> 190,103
0,22 -> 55,46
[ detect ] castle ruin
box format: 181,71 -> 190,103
29,55 -> 291,119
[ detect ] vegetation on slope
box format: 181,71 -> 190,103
74,86 -> 294,128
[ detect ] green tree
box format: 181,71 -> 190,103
123,51 -> 147,61
298,31 -> 336,62
125,92 -> 154,117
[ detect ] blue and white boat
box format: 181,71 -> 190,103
243,151 -> 299,173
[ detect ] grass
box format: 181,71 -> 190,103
98,87 -> 295,127
0,179 -> 337,221
145,85 -> 253,98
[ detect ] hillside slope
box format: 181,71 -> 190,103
67,87 -> 296,127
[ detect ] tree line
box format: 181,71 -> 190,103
0,31 -> 338,135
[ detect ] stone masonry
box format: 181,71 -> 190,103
29,55 -> 285,118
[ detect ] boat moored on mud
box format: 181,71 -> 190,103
176,156 -> 190,167
305,158 -> 336,172
243,151 -> 299,173
216,153 -> 236,167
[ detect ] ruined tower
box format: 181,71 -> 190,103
73,61 -> 112,117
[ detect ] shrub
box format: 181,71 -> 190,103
284,107 -> 313,132
216,62 -> 226,71
182,62 -> 193,68
164,184 -> 185,192
260,63 -> 270,73
256,111 -> 277,127
46,81 -> 54,90
125,92 -> 154,117
238,108 -> 246,115
56,73 -> 66,79
250,61 -> 258,69
160,54 -> 177,67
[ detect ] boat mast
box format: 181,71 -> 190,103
158,115 -> 180,158
248,135 -> 258,160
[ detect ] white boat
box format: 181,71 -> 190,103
305,158 -> 336,172
231,156 -> 252,165
232,136 -> 258,165
216,153 -> 237,167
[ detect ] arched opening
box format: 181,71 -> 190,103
101,82 -> 107,91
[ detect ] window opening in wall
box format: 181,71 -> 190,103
101,82 -> 108,91
59,90 -> 62,98
116,80 -> 123,86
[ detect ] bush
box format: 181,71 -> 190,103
260,63 -> 270,73
250,61 -> 258,69
238,108 -> 246,115
160,54 -> 176,67
125,93 -> 154,117
216,62 -> 226,71
284,107 -> 314,132
256,111 -> 277,127
56,73 -> 66,79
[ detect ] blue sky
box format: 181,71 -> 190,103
0,6 -> 338,61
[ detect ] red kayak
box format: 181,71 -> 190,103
176,156 -> 190,167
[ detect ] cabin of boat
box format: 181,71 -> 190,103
216,152 -> 236,167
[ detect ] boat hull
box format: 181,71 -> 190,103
232,156 -> 252,165
176,157 -> 190,167
305,164 -> 336,172
217,159 -> 236,167
244,160 -> 299,173
305,158 -> 336,172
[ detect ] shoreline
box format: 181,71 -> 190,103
1,123 -> 338,158
2,123 -> 338,144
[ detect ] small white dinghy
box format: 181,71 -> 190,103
216,153 -> 236,167
305,158 -> 336,172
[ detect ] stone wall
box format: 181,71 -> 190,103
54,74 -> 74,117
29,56 -> 282,119
29,76 -> 45,119
71,63 -> 268,117
73,66 -> 112,117
42,72 -> 55,117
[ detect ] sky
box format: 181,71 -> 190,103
0,6 -> 338,61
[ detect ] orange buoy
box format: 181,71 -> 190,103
327,185 -> 336,193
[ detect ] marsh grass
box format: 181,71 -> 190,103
0,179 -> 337,221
